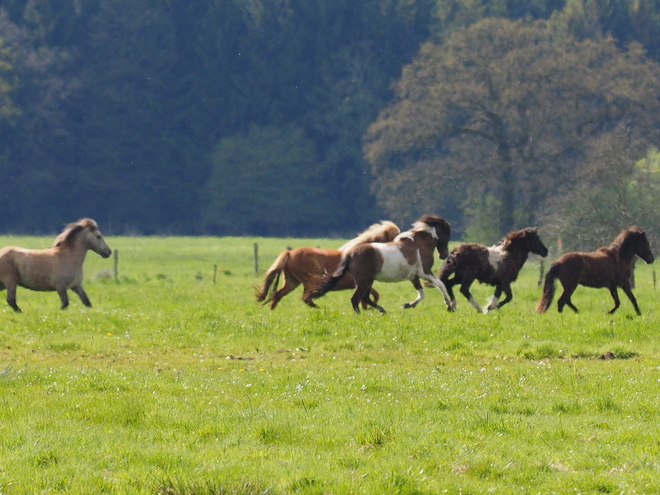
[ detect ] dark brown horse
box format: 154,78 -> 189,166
311,215 -> 451,313
256,221 -> 400,309
536,226 -> 654,315
0,218 -> 112,312
439,228 -> 548,313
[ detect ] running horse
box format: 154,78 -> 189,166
0,218 -> 112,312
439,227 -> 548,313
256,221 -> 400,309
536,226 -> 654,315
311,215 -> 452,313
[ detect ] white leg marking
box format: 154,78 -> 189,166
405,288 -> 425,308
468,295 -> 482,313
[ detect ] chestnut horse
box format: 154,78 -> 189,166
536,226 -> 654,315
439,228 -> 548,313
256,221 -> 400,309
0,218 -> 112,312
311,215 -> 451,313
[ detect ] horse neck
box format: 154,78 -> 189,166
611,242 -> 637,265
504,243 -> 531,269
57,237 -> 90,264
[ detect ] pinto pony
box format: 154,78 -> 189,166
439,228 -> 548,313
536,226 -> 654,315
311,215 -> 452,314
0,218 -> 112,312
256,221 -> 400,309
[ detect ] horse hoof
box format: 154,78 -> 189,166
402,303 -> 412,309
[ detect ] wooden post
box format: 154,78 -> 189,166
653,266 -> 656,290
538,260 -> 544,287
213,264 -> 218,285
253,243 -> 259,274
113,249 -> 119,283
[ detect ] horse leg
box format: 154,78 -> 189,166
301,285 -> 321,309
361,288 -> 380,310
490,285 -> 513,311
72,286 -> 92,307
485,286 -> 503,312
5,282 -> 21,312
403,277 -> 425,309
620,283 -> 642,315
557,284 -> 578,313
422,273 -> 453,310
459,278 -> 483,313
607,285 -> 621,314
441,275 -> 458,311
270,278 -> 301,309
57,288 -> 70,310
351,283 -> 384,314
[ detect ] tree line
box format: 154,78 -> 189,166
0,0 -> 659,247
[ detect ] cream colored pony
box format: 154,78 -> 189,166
0,218 -> 112,312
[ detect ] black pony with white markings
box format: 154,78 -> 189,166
438,227 -> 548,313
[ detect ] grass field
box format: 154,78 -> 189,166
1,234 -> 659,494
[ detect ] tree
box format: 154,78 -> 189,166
364,18 -> 660,239
204,125 -> 335,236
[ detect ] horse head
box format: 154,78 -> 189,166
631,227 -> 654,264
504,227 -> 548,257
417,215 -> 451,259
76,219 -> 112,258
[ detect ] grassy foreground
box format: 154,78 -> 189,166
0,234 -> 659,494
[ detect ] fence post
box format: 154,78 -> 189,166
113,249 -> 119,283
213,264 -> 218,285
253,243 -> 259,274
538,260 -> 544,287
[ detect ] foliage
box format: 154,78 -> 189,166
365,18 -> 660,237
546,141 -> 660,252
1,235 -> 660,493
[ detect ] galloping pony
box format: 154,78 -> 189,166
536,226 -> 654,315
0,218 -> 112,312
256,221 -> 400,309
439,228 -> 548,313
311,215 -> 452,313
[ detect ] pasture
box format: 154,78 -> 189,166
0,234 -> 659,494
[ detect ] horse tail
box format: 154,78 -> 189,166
536,262 -> 560,313
255,251 -> 290,304
311,255 -> 350,299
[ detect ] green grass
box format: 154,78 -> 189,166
0,235 -> 659,493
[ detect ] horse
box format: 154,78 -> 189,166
311,215 -> 452,314
439,228 -> 548,313
536,226 -> 654,315
0,218 -> 112,312
256,221 -> 400,309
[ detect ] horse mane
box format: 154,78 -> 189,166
52,218 -> 99,248
501,227 -> 537,251
609,226 -> 645,261
339,221 -> 400,252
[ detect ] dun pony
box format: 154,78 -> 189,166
536,226 -> 654,315
439,228 -> 548,313
256,221 -> 400,309
0,218 -> 112,312
311,215 -> 452,313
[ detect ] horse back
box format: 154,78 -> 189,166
557,250 -> 618,288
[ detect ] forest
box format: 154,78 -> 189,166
1,0 -> 660,246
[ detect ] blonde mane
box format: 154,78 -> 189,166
53,218 -> 99,248
339,221 -> 400,253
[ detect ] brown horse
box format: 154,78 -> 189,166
0,218 -> 112,312
536,226 -> 654,315
256,221 -> 400,309
311,215 -> 452,313
439,228 -> 548,313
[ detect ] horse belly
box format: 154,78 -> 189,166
16,253 -> 61,291
374,247 -> 418,282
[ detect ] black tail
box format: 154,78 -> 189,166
311,255 -> 350,299
536,262 -> 560,313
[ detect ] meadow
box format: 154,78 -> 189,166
0,234 -> 659,494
